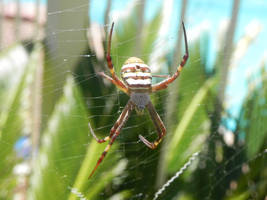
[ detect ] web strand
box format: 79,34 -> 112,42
153,151 -> 200,200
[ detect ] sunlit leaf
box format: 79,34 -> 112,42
28,76 -> 90,200
167,77 -> 216,172
0,43 -> 40,198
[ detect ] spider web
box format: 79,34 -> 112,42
1,0 -> 266,200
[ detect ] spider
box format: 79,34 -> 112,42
88,22 -> 188,178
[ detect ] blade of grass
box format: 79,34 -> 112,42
167,77 -> 216,170
28,76 -> 89,200
68,140 -> 124,200
85,159 -> 127,199
0,43 -> 40,198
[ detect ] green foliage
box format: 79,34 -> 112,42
167,37 -> 215,173
0,44 -> 39,199
226,67 -> 267,200
112,6 -> 162,73
28,76 -> 89,200
0,3 -> 266,200
241,68 -> 267,158
28,76 -> 123,200
167,77 -> 216,172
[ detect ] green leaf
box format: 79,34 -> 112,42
243,69 -> 267,158
112,13 -> 139,73
177,37 -> 209,120
142,8 -> 162,63
0,43 -> 39,198
0,45 -> 28,111
167,77 -> 216,172
111,5 -> 162,73
68,140 -> 127,200
28,76 -> 90,200
28,76 -> 124,200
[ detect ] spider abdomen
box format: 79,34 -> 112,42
121,57 -> 152,91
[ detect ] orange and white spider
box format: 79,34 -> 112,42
88,22 -> 188,178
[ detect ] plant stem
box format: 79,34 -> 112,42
104,0 -> 112,26
134,0 -> 145,56
32,45 -> 44,161
15,0 -> 21,41
217,0 -> 240,115
156,0 -> 188,188
0,0 -> 3,47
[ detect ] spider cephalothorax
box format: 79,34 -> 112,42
88,22 -> 189,178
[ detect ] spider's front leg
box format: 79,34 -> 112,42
103,22 -> 128,94
97,72 -> 129,94
152,22 -> 189,92
139,101 -> 166,149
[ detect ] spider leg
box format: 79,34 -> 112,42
105,22 -> 128,94
89,101 -> 133,178
152,22 -> 189,92
139,101 -> 166,149
88,122 -> 114,143
97,72 -> 129,94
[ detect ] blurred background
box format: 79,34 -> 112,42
0,0 -> 266,199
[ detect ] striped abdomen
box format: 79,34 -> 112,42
121,57 -> 152,91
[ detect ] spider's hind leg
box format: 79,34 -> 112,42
88,122 -> 113,143
139,101 -> 166,149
